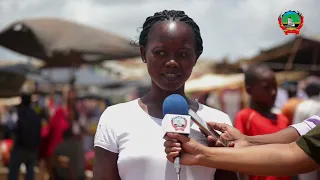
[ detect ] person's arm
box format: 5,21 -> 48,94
290,115 -> 319,136
165,123 -> 320,176
245,115 -> 320,145
199,142 -> 318,176
93,147 -> 121,180
207,122 -> 300,147
93,107 -> 121,180
245,127 -> 300,146
233,112 -> 249,180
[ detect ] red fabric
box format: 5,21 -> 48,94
235,108 -> 291,180
0,139 -> 13,166
40,107 -> 70,158
48,97 -> 55,110
84,150 -> 95,170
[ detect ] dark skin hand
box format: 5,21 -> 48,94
199,121 -> 299,180
204,122 -> 300,148
164,133 -> 319,176
93,20 -> 237,179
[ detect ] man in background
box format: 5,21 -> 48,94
8,94 -> 42,180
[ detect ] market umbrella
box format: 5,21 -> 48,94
0,18 -> 140,68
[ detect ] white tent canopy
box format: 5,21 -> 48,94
185,74 -> 244,93
185,71 -> 309,93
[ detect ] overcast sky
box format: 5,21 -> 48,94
0,0 -> 319,62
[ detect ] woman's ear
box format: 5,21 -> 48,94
140,46 -> 146,63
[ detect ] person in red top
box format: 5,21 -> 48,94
235,64 -> 290,180
39,90 -> 75,179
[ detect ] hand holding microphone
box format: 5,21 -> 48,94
164,132 -> 208,166
162,94 -> 191,180
162,94 -> 233,179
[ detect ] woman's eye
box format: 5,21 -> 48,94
155,51 -> 165,56
180,52 -> 188,57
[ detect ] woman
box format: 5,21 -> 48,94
93,10 -> 237,180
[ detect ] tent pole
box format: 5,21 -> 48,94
285,37 -> 303,70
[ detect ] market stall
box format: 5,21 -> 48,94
185,71 -> 309,122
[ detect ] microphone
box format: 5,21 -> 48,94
162,94 -> 191,180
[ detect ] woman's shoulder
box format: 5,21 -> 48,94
104,99 -> 139,113
98,99 -> 139,125
198,104 -> 232,125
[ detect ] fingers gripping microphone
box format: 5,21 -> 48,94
162,94 -> 191,180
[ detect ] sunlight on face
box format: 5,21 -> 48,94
168,21 -> 176,31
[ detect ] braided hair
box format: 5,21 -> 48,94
138,10 -> 203,57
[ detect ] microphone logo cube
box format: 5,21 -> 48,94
163,114 -> 191,136
171,116 -> 188,131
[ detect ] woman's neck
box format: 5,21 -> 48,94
139,82 -> 199,119
146,81 -> 187,106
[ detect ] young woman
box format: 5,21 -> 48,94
93,10 -> 238,180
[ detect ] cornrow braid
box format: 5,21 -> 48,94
139,10 -> 203,56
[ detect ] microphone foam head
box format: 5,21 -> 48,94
162,94 -> 188,116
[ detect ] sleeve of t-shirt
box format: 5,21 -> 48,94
291,115 -> 320,136
234,111 -> 247,134
94,107 -> 119,153
295,124 -> 320,165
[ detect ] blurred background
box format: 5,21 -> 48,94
0,0 -> 319,179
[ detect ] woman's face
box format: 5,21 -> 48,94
140,20 -> 198,91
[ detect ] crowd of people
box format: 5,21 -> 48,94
0,88 -> 107,180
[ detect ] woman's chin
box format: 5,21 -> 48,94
159,83 -> 184,92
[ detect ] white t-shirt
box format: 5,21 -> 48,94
292,96 -> 320,125
94,99 -> 233,180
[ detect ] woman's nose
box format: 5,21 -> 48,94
165,59 -> 179,68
